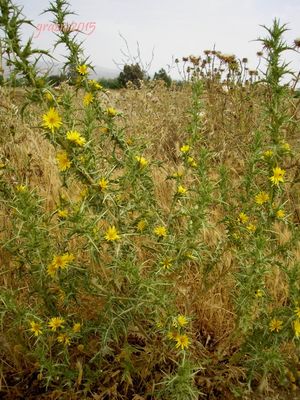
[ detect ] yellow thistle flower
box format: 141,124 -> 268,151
269,318 -> 283,333
72,322 -> 81,333
105,225 -> 120,241
42,108 -> 62,133
99,177 -> 108,191
83,92 -> 94,106
76,64 -> 88,76
293,319 -> 300,338
57,209 -> 68,219
47,263 -> 58,278
281,142 -> 291,152
180,144 -> 190,153
173,169 -> 184,178
176,314 -> 188,327
62,253 -> 75,264
187,157 -> 197,168
135,155 -> 148,167
154,226 -> 167,238
177,185 -> 187,194
29,321 -> 43,336
48,317 -> 65,331
16,185 -> 27,192
160,258 -> 172,269
255,191 -> 270,205
238,212 -> 248,224
56,151 -> 71,172
270,167 -> 285,186
167,331 -> 178,340
51,253 -> 73,269
294,307 -> 300,318
107,107 -> 117,117
246,223 -> 257,233
137,219 -> 147,232
47,253 -> 75,277
57,333 -> 70,345
255,289 -> 264,298
89,79 -> 102,90
276,209 -> 285,219
66,130 -> 86,146
263,150 -> 273,158
175,334 -> 190,350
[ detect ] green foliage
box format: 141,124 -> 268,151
153,68 -> 172,87
118,63 -> 145,88
158,361 -> 202,400
258,18 -> 293,144
99,77 -> 122,89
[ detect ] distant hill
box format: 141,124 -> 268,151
2,61 -> 119,79
37,62 -> 119,79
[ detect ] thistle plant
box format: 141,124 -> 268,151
44,0 -> 88,80
229,19 -> 300,389
0,0 -> 49,87
258,19 -> 293,145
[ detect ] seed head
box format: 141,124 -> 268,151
294,38 -> 300,48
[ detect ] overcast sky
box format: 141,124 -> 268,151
16,0 -> 300,78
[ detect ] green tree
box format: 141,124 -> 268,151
99,77 -> 122,89
118,63 -> 145,88
153,68 -> 172,87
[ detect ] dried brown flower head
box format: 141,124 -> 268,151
294,38 -> 300,48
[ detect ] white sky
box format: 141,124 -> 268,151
16,0 -> 300,78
